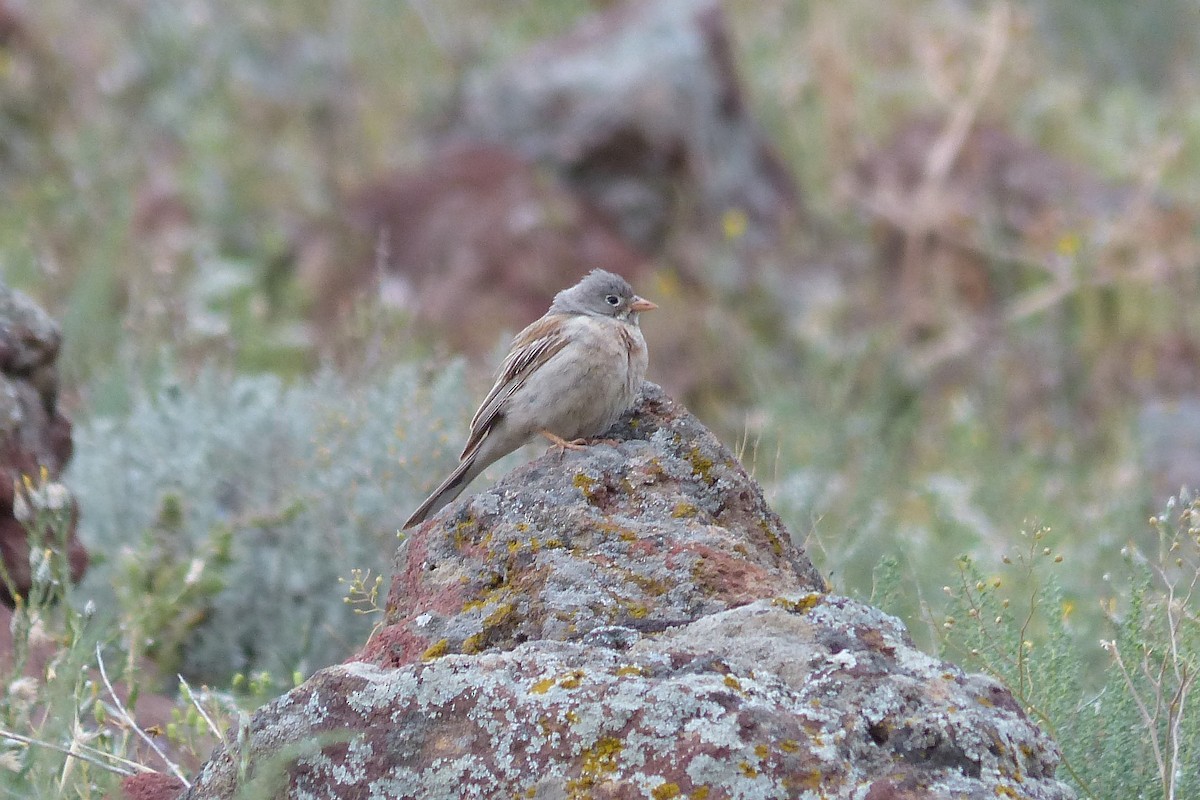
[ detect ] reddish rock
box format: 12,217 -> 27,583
182,385 -> 1073,799
0,281 -> 86,606
300,143 -> 649,355
120,773 -> 187,800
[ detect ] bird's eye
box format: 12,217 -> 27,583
605,294 -> 621,306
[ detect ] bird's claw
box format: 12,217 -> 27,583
540,430 -> 589,457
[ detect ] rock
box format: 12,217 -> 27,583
0,282 -> 62,373
298,143 -> 649,355
182,385 -> 1074,799
360,382 -> 824,667
301,141 -> 754,408
121,773 -> 188,800
0,281 -> 86,606
453,0 -> 802,259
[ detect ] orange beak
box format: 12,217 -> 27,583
630,296 -> 658,312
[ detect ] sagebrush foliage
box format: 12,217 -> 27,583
68,362 -> 478,683
935,504 -> 1200,800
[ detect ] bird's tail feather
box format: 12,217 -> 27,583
402,453 -> 480,529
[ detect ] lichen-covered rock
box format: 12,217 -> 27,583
182,384 -> 1074,800
0,280 -> 85,606
359,382 -> 823,669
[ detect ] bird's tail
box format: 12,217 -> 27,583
402,452 -> 482,529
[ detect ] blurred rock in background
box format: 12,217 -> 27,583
0,281 -> 86,606
452,0 -> 804,272
298,144 -> 649,355
297,0 -> 804,406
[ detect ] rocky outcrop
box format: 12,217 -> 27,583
454,0 -> 802,258
0,281 -> 85,606
182,384 -> 1073,799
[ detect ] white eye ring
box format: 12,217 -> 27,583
605,294 -> 621,306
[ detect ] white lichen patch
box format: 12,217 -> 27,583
301,684 -> 333,725
336,662 -> 419,716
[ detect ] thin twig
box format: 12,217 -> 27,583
897,1 -> 1012,321
0,728 -> 136,777
95,644 -> 191,787
76,740 -> 155,774
178,675 -> 228,747
1106,641 -> 1168,789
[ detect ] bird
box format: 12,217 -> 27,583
403,269 -> 656,529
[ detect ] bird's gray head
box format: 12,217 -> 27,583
549,269 -> 657,322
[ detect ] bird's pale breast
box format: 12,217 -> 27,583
505,315 -> 646,442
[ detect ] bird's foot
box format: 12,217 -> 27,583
539,430 -> 589,457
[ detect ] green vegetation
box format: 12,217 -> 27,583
2,0 -> 1198,796
69,362 -> 476,683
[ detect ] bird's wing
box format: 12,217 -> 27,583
460,314 -> 573,459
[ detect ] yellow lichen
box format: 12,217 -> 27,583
484,602 -> 514,628
783,772 -> 822,792
757,519 -> 785,556
567,737 -> 623,798
723,675 -> 743,692
530,677 -> 556,695
557,670 -> 586,690
779,739 -> 799,753
651,783 -> 680,799
572,473 -> 599,501
421,639 -> 449,660
451,519 -> 479,550
738,762 -> 758,778
671,501 -> 698,518
615,664 -> 647,678
686,447 -> 715,482
753,744 -> 769,759
772,593 -> 823,614
691,788 -> 710,800
584,737 -> 622,770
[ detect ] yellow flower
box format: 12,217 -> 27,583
1055,232 -> 1081,256
722,207 -> 749,241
